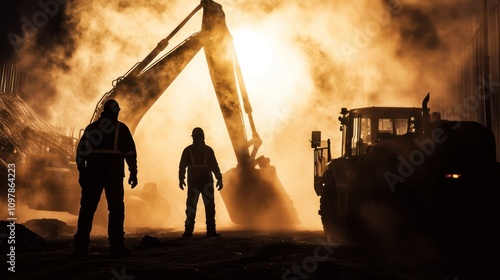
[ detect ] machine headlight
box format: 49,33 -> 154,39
445,173 -> 462,179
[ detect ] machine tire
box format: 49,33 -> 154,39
319,170 -> 336,240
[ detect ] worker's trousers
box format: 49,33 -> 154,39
74,174 -> 125,248
184,181 -> 216,233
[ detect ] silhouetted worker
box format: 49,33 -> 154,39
179,127 -> 223,237
74,99 -> 138,257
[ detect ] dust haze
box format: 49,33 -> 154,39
12,0 -> 469,232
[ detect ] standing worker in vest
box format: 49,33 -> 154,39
74,99 -> 138,257
179,127 -> 223,237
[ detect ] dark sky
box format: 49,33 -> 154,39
0,0 -> 68,60
0,0 -> 72,117
0,0 -> 22,58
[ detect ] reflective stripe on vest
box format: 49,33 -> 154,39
188,147 -> 208,168
85,122 -> 133,156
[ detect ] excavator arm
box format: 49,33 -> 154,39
91,0 -> 261,167
201,1 -> 264,168
90,3 -> 203,133
90,0 -> 298,227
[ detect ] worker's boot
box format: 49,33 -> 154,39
206,231 -> 220,237
109,234 -> 130,258
73,234 -> 89,257
206,224 -> 220,237
182,223 -> 194,238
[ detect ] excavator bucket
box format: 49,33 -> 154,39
221,165 -> 300,228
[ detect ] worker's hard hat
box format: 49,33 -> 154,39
103,99 -> 121,113
191,127 -> 204,137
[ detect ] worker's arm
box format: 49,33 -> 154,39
120,123 -> 138,188
208,147 -> 223,190
178,148 -> 189,190
125,152 -> 138,188
75,127 -> 91,187
75,128 -> 89,172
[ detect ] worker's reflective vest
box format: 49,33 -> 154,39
76,118 -> 137,177
188,146 -> 209,168
179,143 -> 221,185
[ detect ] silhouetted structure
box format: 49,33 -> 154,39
179,127 -> 223,237
74,99 -> 138,257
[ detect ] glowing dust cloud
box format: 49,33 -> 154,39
11,0 -> 470,231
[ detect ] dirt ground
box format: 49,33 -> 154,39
2,219 -> 500,280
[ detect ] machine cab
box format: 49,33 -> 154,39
339,107 -> 422,157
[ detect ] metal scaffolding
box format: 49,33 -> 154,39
0,59 -> 24,96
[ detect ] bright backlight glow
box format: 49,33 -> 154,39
233,28 -> 274,81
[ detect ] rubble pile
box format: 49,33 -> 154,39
0,220 -> 47,253
24,218 -> 75,238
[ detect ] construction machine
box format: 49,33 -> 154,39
0,91 -> 80,215
87,0 -> 298,228
311,94 -> 500,252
